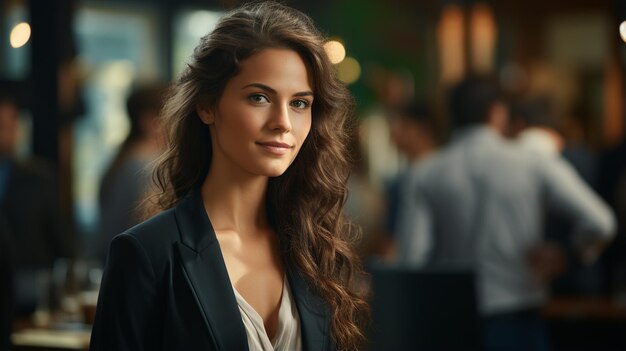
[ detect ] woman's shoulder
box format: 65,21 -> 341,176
112,208 -> 180,261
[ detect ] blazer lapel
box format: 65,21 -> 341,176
288,269 -> 333,351
174,188 -> 248,351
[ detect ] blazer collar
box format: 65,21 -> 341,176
174,187 -> 333,351
175,187 -> 216,251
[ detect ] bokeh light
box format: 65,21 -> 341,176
10,22 -> 31,48
336,56 -> 361,84
437,4 -> 465,83
620,21 -> 626,43
324,40 -> 346,64
470,2 -> 496,73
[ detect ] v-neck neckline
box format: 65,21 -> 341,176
232,276 -> 288,345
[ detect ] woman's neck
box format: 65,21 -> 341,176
200,166 -> 269,236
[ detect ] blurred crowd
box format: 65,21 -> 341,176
347,69 -> 625,350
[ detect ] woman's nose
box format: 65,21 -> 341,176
268,103 -> 292,133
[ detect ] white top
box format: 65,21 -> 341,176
233,278 -> 302,351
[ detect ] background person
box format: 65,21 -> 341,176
0,89 -> 73,318
97,83 -> 168,263
382,100 -> 439,262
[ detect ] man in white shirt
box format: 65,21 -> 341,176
395,76 -> 616,351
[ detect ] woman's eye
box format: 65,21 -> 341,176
248,94 -> 269,104
291,99 -> 310,109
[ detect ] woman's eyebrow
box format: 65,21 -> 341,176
294,91 -> 314,98
242,83 -> 313,97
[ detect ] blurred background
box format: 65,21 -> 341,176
1,0 -> 626,350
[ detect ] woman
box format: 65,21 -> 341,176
89,2 -> 368,351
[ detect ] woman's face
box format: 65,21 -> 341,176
198,48 -> 313,178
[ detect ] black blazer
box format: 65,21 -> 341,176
90,188 -> 334,351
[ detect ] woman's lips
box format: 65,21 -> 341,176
256,141 -> 292,156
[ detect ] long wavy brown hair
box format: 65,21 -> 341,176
152,1 -> 368,349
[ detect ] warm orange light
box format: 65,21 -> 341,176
470,2 -> 497,74
324,40 -> 346,64
10,22 -> 31,48
437,4 -> 465,84
604,57 -> 623,146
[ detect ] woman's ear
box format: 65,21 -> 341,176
196,104 -> 215,125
